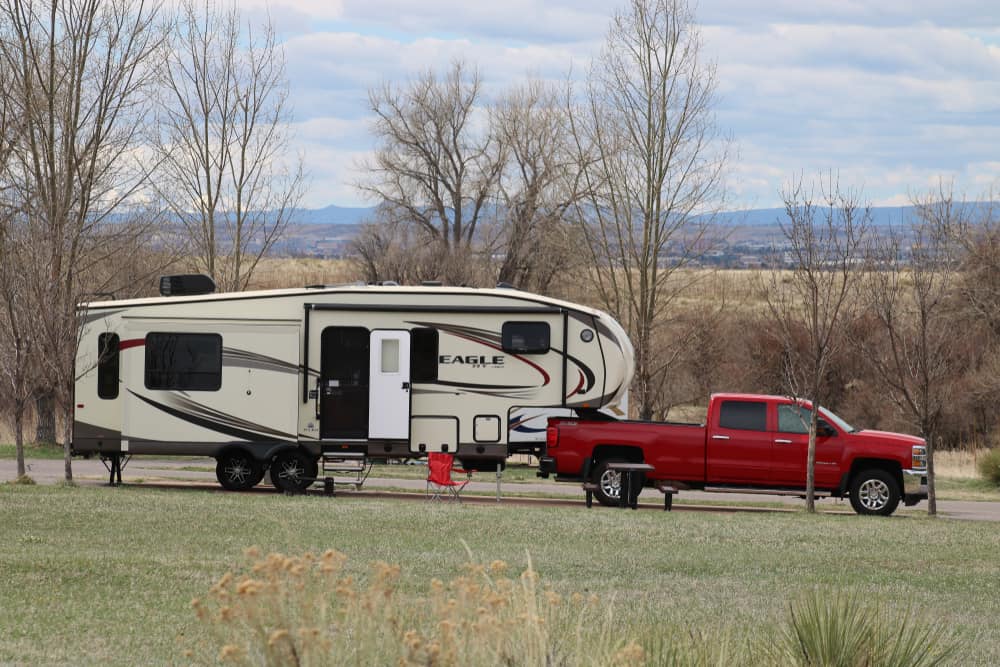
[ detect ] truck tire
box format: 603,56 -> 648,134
849,468 -> 900,516
592,458 -> 644,507
271,449 -> 318,494
216,450 -> 264,491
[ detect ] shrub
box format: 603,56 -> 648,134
778,590 -> 956,667
187,547 -> 642,666
977,447 -> 1000,486
188,552 -> 958,667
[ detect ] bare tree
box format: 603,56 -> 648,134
859,199 -> 967,516
155,0 -> 304,292
0,74 -> 35,479
360,60 -> 504,284
762,175 -> 870,512
568,0 -> 728,419
0,0 -> 163,480
488,80 -> 588,293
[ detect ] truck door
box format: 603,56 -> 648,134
771,403 -> 844,488
706,399 -> 771,484
368,330 -> 411,440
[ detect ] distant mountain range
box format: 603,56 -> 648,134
287,203 -> 996,228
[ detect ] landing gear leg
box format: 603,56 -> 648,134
101,453 -> 130,486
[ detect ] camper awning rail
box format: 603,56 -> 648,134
305,304 -> 565,314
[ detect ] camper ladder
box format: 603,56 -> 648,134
321,452 -> 372,491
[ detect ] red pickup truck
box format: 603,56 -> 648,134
540,393 -> 928,516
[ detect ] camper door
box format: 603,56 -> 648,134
311,325 -> 411,441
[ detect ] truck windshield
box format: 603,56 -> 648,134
820,408 -> 856,433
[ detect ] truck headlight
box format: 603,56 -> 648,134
911,445 -> 927,470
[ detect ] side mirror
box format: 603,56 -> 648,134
818,423 -> 836,438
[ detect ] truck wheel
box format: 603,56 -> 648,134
271,449 -> 318,494
849,468 -> 900,516
592,459 -> 644,507
216,451 -> 263,491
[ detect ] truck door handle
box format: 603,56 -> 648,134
774,439 -> 793,444
711,435 -> 730,441
401,381 -> 410,391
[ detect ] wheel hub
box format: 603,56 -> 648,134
859,478 -> 889,510
600,469 -> 621,499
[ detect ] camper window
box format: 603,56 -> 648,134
411,328 -> 438,382
144,333 -> 223,391
502,322 -> 550,354
97,333 -> 120,399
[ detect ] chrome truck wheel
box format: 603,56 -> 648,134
849,468 -> 901,516
592,459 -> 643,507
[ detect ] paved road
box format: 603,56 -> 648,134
5,456 -> 1000,521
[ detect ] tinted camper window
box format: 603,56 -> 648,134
502,322 -> 550,354
411,328 -> 438,382
97,333 -> 120,399
144,333 -> 222,391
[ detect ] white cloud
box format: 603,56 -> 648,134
256,0 -> 1000,209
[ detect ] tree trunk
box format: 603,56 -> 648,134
14,400 -> 26,479
61,401 -> 73,482
805,407 -> 818,513
34,392 -> 56,444
926,435 -> 937,517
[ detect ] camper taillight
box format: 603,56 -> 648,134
159,274 -> 216,297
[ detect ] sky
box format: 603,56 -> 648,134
239,0 -> 1000,210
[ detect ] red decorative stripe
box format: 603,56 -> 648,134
119,338 -> 145,350
566,370 -> 585,398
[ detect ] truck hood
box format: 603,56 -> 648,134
850,429 -> 925,448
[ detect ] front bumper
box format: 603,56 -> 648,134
902,468 -> 928,506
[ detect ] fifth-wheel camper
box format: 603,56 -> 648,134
72,277 -> 634,492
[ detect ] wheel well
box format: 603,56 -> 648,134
847,459 -> 902,493
591,444 -> 644,466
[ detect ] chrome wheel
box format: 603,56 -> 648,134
224,458 -> 252,485
858,478 -> 890,511
849,468 -> 900,516
271,450 -> 317,493
599,468 -> 621,501
216,452 -> 262,491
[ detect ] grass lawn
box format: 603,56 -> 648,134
0,442 -> 66,460
1,485 -> 998,665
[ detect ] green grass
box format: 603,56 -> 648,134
0,442 -> 66,460
0,486 -> 997,665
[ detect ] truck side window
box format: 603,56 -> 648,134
778,404 -> 835,435
502,322 -> 550,354
777,404 -> 810,434
97,333 -> 120,400
411,327 -> 438,382
145,332 -> 223,391
718,401 -> 766,431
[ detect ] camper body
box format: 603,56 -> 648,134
73,283 -> 633,491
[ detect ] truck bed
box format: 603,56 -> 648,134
548,418 -> 707,482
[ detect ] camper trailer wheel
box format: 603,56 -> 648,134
271,449 -> 318,493
216,451 -> 263,491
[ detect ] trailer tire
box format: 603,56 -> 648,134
592,458 -> 643,507
271,449 -> 318,494
216,450 -> 263,491
849,468 -> 900,516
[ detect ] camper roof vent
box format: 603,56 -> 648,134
159,274 -> 216,297
421,280 -> 442,287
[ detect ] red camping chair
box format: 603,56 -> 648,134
426,452 -> 471,502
